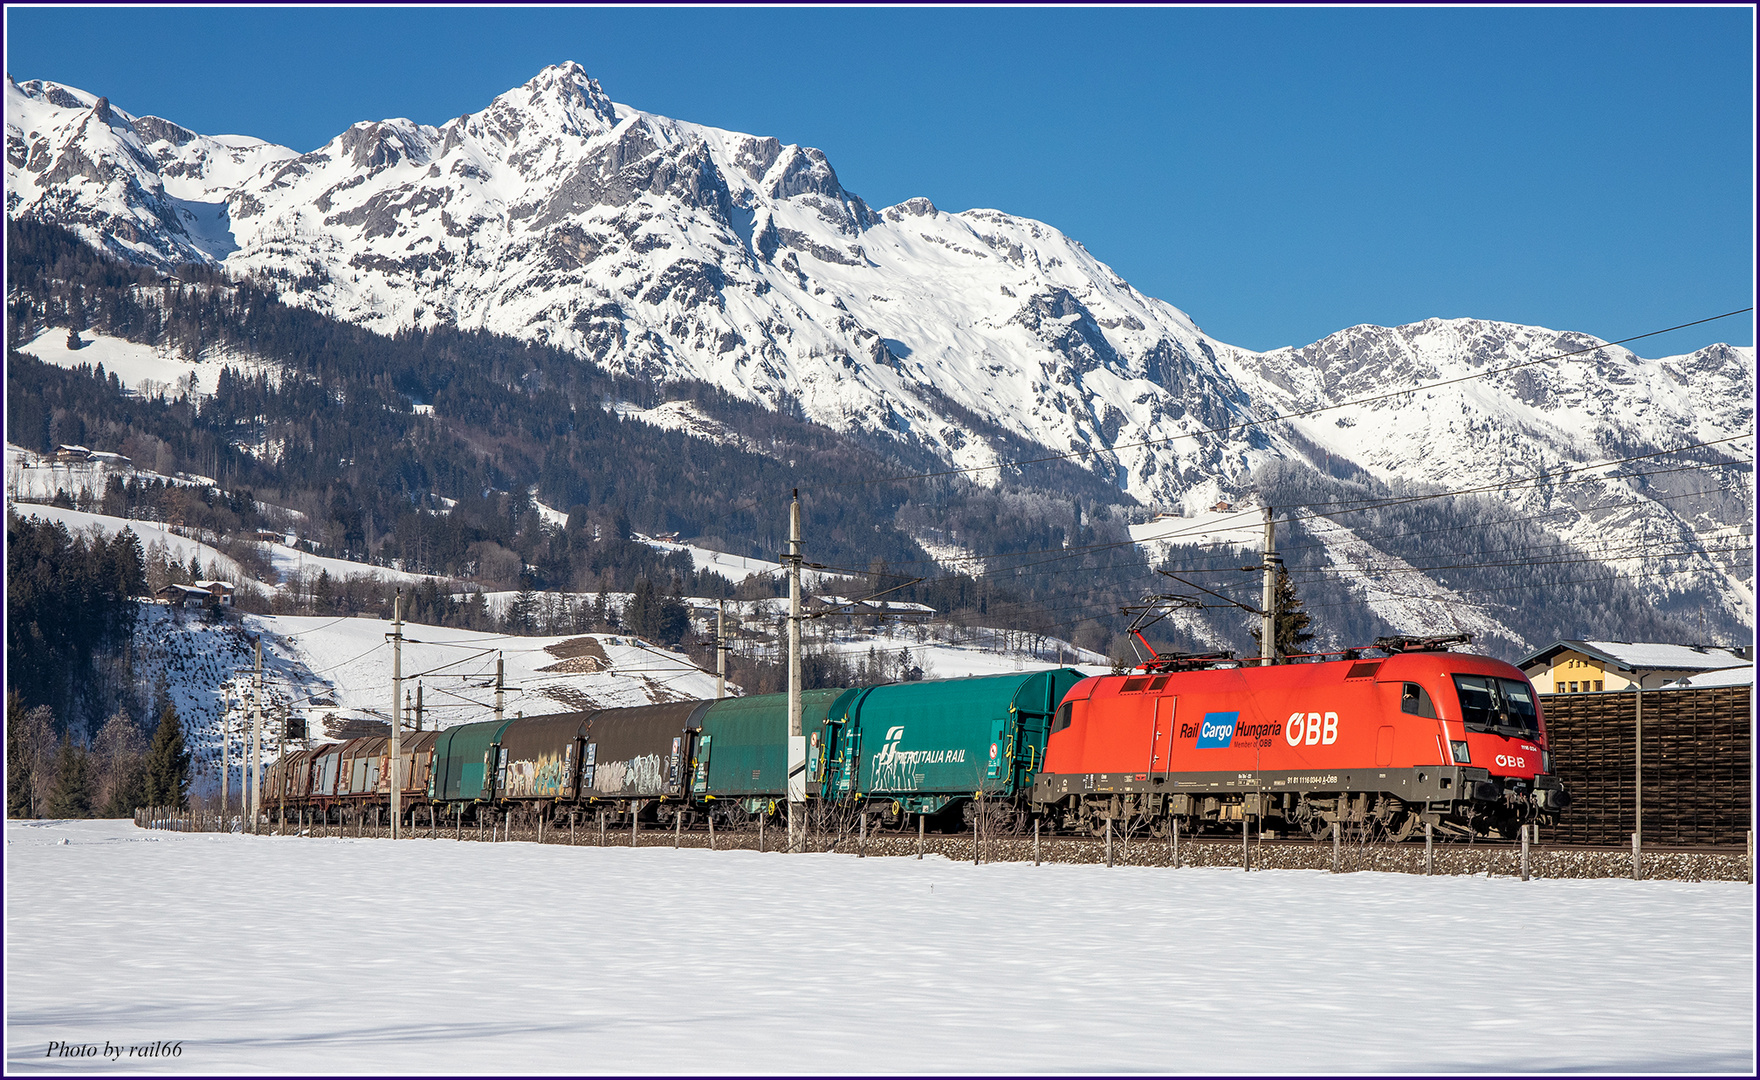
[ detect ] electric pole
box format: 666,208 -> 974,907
414,681 -> 424,732
220,686 -> 230,819
391,589 -> 403,840
250,639 -> 263,833
716,599 -> 727,700
787,490 -> 805,853
1260,506 -> 1280,667
494,652 -> 505,727
276,703 -> 287,829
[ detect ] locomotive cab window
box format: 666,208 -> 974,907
1452,674 -> 1540,737
1400,682 -> 1437,718
1051,702 -> 1074,734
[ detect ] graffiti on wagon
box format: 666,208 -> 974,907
590,753 -> 665,795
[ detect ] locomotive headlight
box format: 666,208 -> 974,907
1449,740 -> 1470,764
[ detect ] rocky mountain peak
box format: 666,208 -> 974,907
505,60 -> 619,139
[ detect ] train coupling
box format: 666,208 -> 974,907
1531,774 -> 1570,812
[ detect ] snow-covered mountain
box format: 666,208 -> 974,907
7,65 -> 1753,640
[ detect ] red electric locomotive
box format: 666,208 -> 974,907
1033,638 -> 1569,840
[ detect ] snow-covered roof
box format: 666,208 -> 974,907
160,583 -> 217,598
1520,640 -> 1752,673
1663,665 -> 1754,689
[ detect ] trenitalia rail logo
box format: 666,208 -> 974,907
1195,712 -> 1239,749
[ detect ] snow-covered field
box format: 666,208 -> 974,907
9,503 -> 254,585
13,327 -> 278,400
7,500 -> 440,592
639,533 -> 841,588
250,614 -> 723,728
5,819 -> 1751,1073
813,625 -> 1108,680
6,444 -> 211,504
1128,505 -> 1265,555
259,540 -> 436,588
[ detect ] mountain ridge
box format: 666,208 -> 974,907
7,64 -> 1752,643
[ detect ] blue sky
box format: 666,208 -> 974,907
6,6 -> 1753,353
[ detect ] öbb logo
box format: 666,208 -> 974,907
1284,712 -> 1339,747
1495,754 -> 1527,769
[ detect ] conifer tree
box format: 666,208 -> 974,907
1249,567 -> 1316,658
143,704 -> 191,808
46,744 -> 94,819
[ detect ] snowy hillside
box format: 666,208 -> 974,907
122,596 -> 1103,802
130,606 -> 727,796
13,326 -> 283,401
8,66 -> 1753,645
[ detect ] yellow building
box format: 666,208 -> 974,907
1519,640 -> 1752,693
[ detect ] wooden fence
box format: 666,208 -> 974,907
1542,685 -> 1751,846
133,807 -> 243,833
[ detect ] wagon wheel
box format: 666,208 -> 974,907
982,802 -> 1026,836
1290,801 -> 1333,840
1367,797 -> 1417,844
1384,808 -> 1419,843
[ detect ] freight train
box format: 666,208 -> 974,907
259,640 -> 1568,841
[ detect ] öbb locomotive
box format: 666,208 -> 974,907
260,642 -> 1567,841
1036,645 -> 1568,841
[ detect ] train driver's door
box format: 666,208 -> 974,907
1150,696 -> 1176,779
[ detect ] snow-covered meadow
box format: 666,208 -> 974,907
5,819 -> 1752,1073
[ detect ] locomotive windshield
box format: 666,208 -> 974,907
1452,675 -> 1540,737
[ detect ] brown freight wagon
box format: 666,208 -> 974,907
308,740 -> 350,808
337,737 -> 388,804
485,702 -> 717,820
496,713 -> 592,807
374,730 -> 441,804
269,747 -> 317,809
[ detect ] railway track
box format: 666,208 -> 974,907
139,807 -> 1754,880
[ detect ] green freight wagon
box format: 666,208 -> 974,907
691,689 -> 849,812
825,669 -> 1088,818
429,717 -> 517,803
